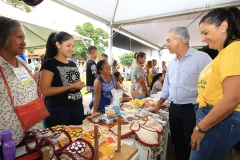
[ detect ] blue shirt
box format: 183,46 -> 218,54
161,47 -> 212,104
18,54 -> 27,62
97,75 -> 116,109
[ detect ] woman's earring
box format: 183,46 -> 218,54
222,30 -> 225,33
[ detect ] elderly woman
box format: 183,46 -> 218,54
190,7 -> 240,160
131,52 -> 150,99
0,17 -> 42,146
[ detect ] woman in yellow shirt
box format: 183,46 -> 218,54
190,7 -> 240,160
144,60 -> 153,87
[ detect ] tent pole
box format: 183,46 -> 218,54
158,50 -> 161,60
108,25 -> 113,63
108,0 -> 119,63
80,38 -> 88,48
130,38 -> 131,51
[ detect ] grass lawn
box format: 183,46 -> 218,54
80,76 -> 88,97
80,76 -> 132,97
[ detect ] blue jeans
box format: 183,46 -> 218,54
45,100 -> 84,128
89,90 -> 94,109
190,106 -> 240,160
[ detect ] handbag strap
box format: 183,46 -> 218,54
0,63 -> 42,105
0,67 -> 14,104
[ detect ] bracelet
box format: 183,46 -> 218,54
196,124 -> 207,133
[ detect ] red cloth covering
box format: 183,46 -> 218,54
16,152 -> 39,160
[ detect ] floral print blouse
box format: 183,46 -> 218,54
0,56 -> 42,145
130,65 -> 147,99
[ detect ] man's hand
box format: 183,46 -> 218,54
155,101 -> 163,114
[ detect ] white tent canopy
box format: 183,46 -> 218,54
53,0 -> 240,50
0,1 -> 93,48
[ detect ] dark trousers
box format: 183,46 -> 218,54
89,90 -> 94,109
233,141 -> 240,151
45,100 -> 84,128
169,102 -> 196,160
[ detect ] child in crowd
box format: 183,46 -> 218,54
86,46 -> 98,106
114,71 -> 129,92
100,53 -> 108,61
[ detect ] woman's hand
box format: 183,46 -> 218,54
86,112 -> 100,119
72,81 -> 86,90
122,97 -> 132,102
146,92 -> 150,97
190,127 -> 205,151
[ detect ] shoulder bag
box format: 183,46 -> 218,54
0,66 -> 50,132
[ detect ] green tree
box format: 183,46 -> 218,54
27,47 -> 34,54
119,52 -> 134,67
72,42 -> 87,60
1,0 -> 34,13
73,22 -> 108,60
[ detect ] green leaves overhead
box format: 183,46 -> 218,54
73,22 -> 109,60
119,52 -> 134,67
1,0 -> 34,13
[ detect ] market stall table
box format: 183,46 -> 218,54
16,121 -> 139,160
86,99 -> 169,160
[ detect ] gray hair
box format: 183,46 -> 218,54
0,17 -> 23,48
169,26 -> 190,45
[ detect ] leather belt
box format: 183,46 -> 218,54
171,102 -> 194,106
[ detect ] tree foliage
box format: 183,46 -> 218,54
1,0 -> 34,13
119,52 -> 134,67
27,47 -> 34,54
73,22 -> 108,60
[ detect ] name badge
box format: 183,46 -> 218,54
13,67 -> 33,86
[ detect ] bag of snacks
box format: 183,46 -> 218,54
106,89 -> 123,118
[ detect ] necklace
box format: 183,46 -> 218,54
101,75 -> 109,83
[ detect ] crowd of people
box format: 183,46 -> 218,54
0,6 -> 240,160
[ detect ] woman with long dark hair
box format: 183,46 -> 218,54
113,71 -> 132,101
190,7 -> 240,160
91,60 -> 123,114
130,52 -> 149,99
150,73 -> 164,94
40,32 -> 86,128
144,60 -> 153,87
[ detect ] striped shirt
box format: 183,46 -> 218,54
161,47 -> 212,104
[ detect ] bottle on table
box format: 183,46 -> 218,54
1,130 -> 16,160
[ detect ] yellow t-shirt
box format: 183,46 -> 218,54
145,67 -> 152,86
197,41 -> 240,111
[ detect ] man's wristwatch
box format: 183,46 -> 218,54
195,124 -> 207,133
